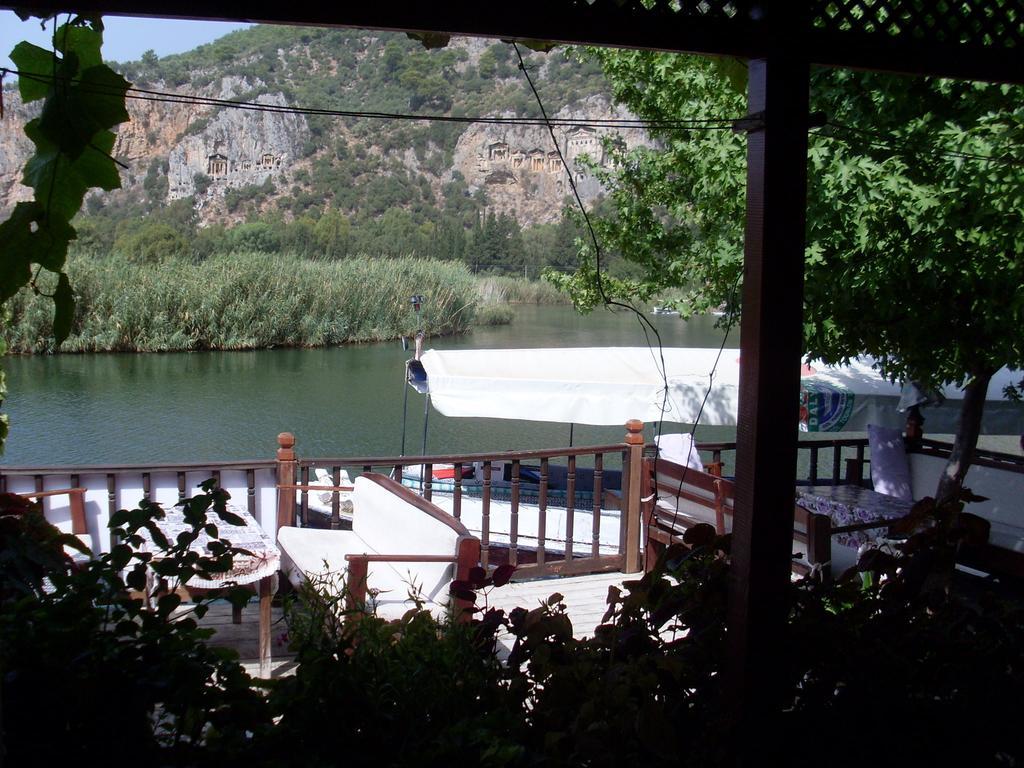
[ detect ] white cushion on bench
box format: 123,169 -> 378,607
868,424 -> 912,501
278,475 -> 460,618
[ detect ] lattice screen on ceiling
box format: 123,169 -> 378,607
566,0 -> 1020,50
808,0 -> 1022,49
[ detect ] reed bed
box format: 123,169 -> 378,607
473,303 -> 515,326
4,253 -> 479,353
475,276 -> 569,305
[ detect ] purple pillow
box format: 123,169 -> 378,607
867,424 -> 912,501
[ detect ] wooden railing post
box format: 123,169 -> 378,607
622,419 -> 645,573
805,511 -> 832,583
904,404 -> 924,449
453,535 -> 482,624
276,432 -> 297,534
844,457 -> 863,486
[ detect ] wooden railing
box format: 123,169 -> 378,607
912,438 -> 1024,474
698,437 -> 873,486
0,458 -> 278,552
278,422 -> 648,579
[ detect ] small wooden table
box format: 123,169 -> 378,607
797,485 -> 912,549
139,503 -> 280,677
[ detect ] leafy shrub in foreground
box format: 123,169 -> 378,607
0,482 -> 271,767
2,484 -> 1021,767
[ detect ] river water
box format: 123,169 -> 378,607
2,305 -> 735,467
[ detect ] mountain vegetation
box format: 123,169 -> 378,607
0,22 -> 650,356
3,24 -> 632,278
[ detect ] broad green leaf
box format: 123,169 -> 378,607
0,203 -> 74,277
54,21 -> 103,71
33,217 -> 77,272
22,148 -> 90,223
69,129 -> 122,191
0,202 -> 41,301
35,87 -> 96,159
79,65 -> 131,128
10,42 -> 55,102
52,271 -> 75,345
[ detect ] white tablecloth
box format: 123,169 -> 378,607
139,503 -> 280,590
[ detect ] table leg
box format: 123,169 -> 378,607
258,575 -> 273,678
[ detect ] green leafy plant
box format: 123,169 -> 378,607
0,481 -> 272,766
3,480 -> 1021,766
1,14 -> 130,346
265,563 -> 528,768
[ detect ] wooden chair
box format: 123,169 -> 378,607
16,488 -> 91,556
277,473 -> 480,620
644,459 -> 733,570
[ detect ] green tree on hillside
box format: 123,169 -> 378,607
314,209 -> 351,259
553,50 -> 1024,504
114,221 -> 190,263
470,211 -> 526,274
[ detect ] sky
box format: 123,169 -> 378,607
1,12 -> 252,71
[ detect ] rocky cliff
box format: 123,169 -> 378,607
451,96 -> 648,223
0,27 -> 648,230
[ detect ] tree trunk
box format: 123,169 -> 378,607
935,369 -> 994,507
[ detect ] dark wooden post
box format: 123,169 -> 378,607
805,511 -> 832,583
725,53 -> 811,745
904,404 -> 924,449
641,455 -> 658,572
622,419 -> 645,573
452,535 -> 482,623
844,457 -> 864,485
276,432 -> 297,534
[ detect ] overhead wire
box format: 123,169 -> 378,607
5,65 -> 1016,167
1,66 -> 742,131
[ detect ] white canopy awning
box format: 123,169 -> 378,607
416,347 -> 1024,434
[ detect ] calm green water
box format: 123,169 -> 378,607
2,305 -> 733,467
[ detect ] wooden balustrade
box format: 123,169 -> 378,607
0,431 -> 880,582
290,429 -> 642,579
696,437 -> 875,486
2,456 -> 279,555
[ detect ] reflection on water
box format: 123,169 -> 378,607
3,305 -> 735,466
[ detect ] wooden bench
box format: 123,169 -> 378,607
644,459 -> 835,579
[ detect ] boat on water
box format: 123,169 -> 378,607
651,306 -> 680,316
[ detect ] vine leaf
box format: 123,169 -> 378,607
80,66 -> 131,127
53,272 -> 74,344
1,15 -> 128,349
54,21 -> 104,70
9,42 -> 53,102
0,203 -> 43,301
0,202 -> 77,298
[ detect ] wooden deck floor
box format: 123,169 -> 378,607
195,572 -> 629,676
183,602 -> 298,678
